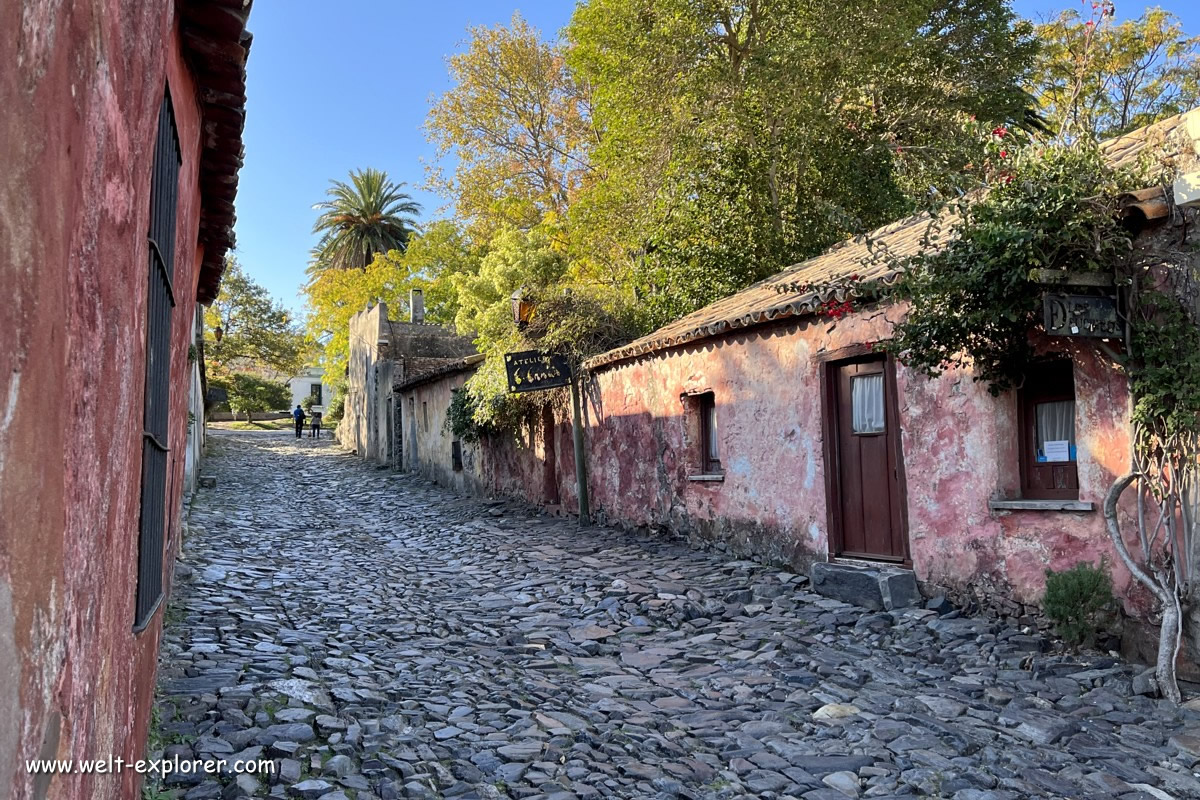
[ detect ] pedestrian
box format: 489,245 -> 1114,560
309,410 -> 322,439
292,404 -> 306,439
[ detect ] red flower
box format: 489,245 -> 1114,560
999,149 -> 1009,159
992,125 -> 1008,138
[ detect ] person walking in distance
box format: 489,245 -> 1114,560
310,410 -> 322,439
292,404 -> 306,439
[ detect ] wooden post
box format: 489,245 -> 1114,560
570,373 -> 591,526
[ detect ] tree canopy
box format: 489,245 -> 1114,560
309,168 -> 422,276
204,257 -> 307,380
1030,3 -> 1200,140
425,14 -> 596,241
568,0 -> 1040,327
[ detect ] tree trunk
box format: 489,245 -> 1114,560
1104,472 -> 1182,703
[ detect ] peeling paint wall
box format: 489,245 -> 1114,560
395,303 -> 1136,620
400,374 -> 482,494
0,3 -> 212,798
585,307 -> 1138,615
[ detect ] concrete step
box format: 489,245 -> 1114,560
809,561 -> 922,611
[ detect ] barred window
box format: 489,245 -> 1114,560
134,89 -> 180,631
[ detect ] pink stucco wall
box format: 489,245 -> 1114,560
583,306 -> 1140,613
0,4 -> 210,798
401,300 -> 1140,620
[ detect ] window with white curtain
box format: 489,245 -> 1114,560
1035,400 -> 1076,462
699,392 -> 721,472
1020,359 -> 1079,500
851,373 -> 885,434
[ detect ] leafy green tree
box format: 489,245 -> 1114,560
567,0 -> 1040,327
426,14 -> 595,241
304,250 -> 432,392
225,372 -> 291,423
204,257 -> 307,379
309,168 -> 421,276
1030,4 -> 1200,141
304,220 -> 484,405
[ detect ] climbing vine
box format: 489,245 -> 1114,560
885,137 -> 1136,393
446,388 -> 486,443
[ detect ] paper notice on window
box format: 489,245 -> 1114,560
1043,440 -> 1071,462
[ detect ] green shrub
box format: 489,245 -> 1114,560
446,388 -> 485,443
325,394 -> 345,422
1043,560 -> 1114,646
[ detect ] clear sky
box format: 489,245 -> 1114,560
230,0 -> 1200,316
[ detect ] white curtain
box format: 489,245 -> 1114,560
706,403 -> 719,462
851,374 -> 885,434
1036,400 -> 1075,461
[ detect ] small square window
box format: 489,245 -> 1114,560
699,392 -> 721,474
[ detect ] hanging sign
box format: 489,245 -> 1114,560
1043,293 -> 1122,338
505,350 -> 571,393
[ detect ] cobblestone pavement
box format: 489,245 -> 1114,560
155,430 -> 1200,800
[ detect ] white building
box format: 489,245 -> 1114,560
288,366 -> 332,412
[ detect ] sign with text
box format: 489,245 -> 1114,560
1043,293 -> 1122,338
505,350 -> 571,393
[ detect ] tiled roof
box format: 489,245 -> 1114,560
586,108 -> 1200,372
182,0 -> 253,304
395,355 -> 485,392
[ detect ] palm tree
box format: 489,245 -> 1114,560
308,168 -> 421,275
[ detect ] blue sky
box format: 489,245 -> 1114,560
231,0 -> 1200,316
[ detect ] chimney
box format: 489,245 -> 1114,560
410,288 -> 425,324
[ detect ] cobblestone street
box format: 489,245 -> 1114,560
156,431 -> 1200,800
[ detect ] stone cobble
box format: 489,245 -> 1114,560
154,430 -> 1200,800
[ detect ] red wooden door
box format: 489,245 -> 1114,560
830,358 -> 908,561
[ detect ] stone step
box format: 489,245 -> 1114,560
809,561 -> 922,611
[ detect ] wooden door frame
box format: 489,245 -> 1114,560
818,345 -> 912,565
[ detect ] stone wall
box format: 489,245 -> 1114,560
341,304 -> 389,461
0,2 -> 247,797
340,305 -> 476,466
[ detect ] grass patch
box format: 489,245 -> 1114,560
209,419 -> 294,431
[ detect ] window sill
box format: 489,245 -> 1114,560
989,499 -> 1095,512
688,474 -> 725,483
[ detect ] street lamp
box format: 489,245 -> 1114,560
213,325 -> 223,342
511,289 -> 535,330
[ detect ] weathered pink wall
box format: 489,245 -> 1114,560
401,300 -> 1139,620
583,306 -> 1140,613
0,3 -> 208,798
479,400 -> 579,513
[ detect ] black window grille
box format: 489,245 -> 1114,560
134,89 -> 180,631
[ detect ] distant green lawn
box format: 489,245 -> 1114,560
209,419 -> 293,431
208,418 -> 340,432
